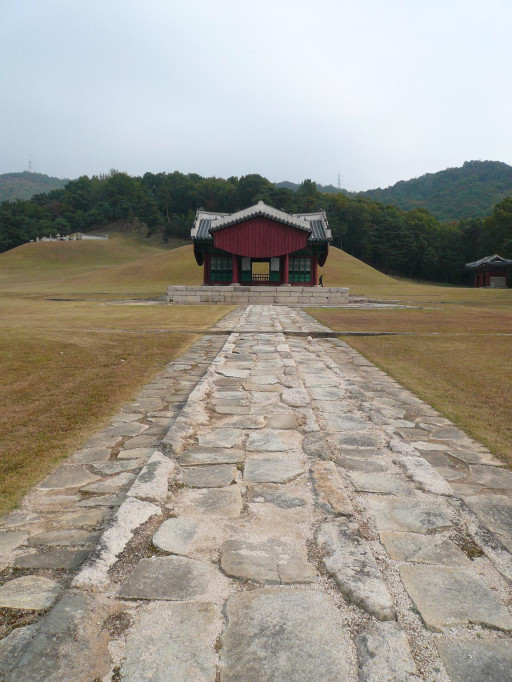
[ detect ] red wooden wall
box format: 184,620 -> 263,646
212,217 -> 309,258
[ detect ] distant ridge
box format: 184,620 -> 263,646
0,171 -> 69,202
276,160 -> 512,222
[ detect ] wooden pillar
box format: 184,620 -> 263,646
232,254 -> 240,284
282,253 -> 289,285
203,254 -> 210,285
311,254 -> 318,286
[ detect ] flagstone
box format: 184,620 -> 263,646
0,576 -> 62,610
366,496 -> 452,533
244,456 -> 304,484
380,531 -> 471,566
220,589 -> 352,682
197,428 -> 245,449
182,464 -> 236,488
220,538 -> 316,583
117,555 -> 226,601
436,639 -> 512,682
120,602 -> 217,681
152,518 -> 199,555
400,565 -> 512,631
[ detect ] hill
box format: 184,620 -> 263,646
0,171 -> 69,202
359,160 -> 512,221
277,161 -> 512,222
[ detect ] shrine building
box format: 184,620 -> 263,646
465,254 -> 512,288
191,201 -> 331,286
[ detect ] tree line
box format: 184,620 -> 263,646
0,170 -> 511,284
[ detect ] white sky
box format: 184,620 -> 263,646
1,0 -> 511,190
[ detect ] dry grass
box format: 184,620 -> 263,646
0,236 -> 201,294
320,247 -> 512,307
0,294 -> 230,516
309,304 -> 512,465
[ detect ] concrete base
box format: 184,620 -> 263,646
167,285 -> 350,306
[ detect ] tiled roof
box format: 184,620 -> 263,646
192,201 -> 331,243
466,254 -> 512,268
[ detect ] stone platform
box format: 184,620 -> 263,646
167,284 -> 349,305
1,305 -> 511,681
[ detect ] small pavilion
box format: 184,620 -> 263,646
465,254 -> 512,288
191,201 -> 331,286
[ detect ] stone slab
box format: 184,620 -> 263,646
349,471 -> 414,496
72,447 -> 111,464
244,456 -> 304,484
367,496 -> 452,533
281,387 -> 309,407
191,486 -> 243,518
400,565 -> 512,631
120,602 -> 217,681
464,494 -> 512,540
323,414 -> 368,432
317,520 -> 395,620
247,484 -> 306,508
302,432 -> 330,459
436,639 -> 512,682
182,464 -> 236,488
117,555 -> 225,601
81,472 -> 135,494
266,413 -> 299,429
179,448 -> 245,466
92,460 -> 140,475
246,429 -> 302,452
332,432 -> 380,449
117,447 -> 155,460
356,621 -> 418,682
0,576 -> 62,610
468,465 -> 512,489
0,625 -> 38,678
448,449 -> 505,466
28,529 -> 100,547
197,428 -> 245,449
38,466 -> 101,490
221,539 -> 316,584
218,415 -> 266,429
127,451 -> 173,502
153,518 -> 199,555
310,461 -> 353,515
0,530 -> 27,555
4,590 -> 111,682
104,422 -> 148,437
220,589 -> 351,682
309,386 -> 345,401
14,549 -> 90,570
380,531 -> 471,566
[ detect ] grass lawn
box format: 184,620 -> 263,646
309,300 -> 512,466
0,296 -> 231,516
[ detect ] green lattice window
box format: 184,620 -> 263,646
210,256 -> 232,282
289,257 -> 311,283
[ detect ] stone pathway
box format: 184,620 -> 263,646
1,304 -> 511,681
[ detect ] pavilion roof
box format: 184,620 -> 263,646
192,201 -> 332,243
465,254 -> 512,269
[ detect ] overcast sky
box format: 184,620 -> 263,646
1,0 -> 511,190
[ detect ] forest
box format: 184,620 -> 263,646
0,170 -> 511,285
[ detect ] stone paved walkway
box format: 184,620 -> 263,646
0,305 -> 511,681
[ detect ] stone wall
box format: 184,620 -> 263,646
167,285 -> 349,306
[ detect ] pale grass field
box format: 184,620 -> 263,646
0,295 -> 231,516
